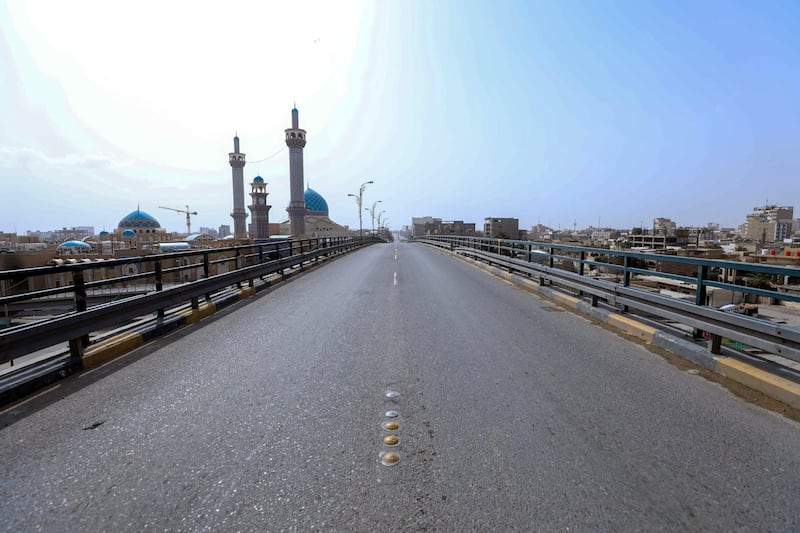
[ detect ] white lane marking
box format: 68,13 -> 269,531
393,272 -> 398,285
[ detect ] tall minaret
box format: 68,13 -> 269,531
229,135 -> 248,239
285,107 -> 307,236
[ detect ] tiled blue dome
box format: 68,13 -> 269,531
58,240 -> 92,249
304,188 -> 328,215
119,210 -> 161,229
121,229 -> 137,237
253,176 -> 264,183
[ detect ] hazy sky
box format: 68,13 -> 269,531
1,0 -> 798,234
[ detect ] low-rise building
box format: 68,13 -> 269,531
744,205 -> 794,243
484,217 -> 519,239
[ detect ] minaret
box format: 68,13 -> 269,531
285,107 -> 307,236
248,176 -> 271,240
229,135 -> 248,239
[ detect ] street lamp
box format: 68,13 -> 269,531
366,200 -> 382,235
376,210 -> 386,238
347,180 -> 373,238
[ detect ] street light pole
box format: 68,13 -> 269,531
377,210 -> 386,238
347,180 -> 373,239
367,200 -> 382,235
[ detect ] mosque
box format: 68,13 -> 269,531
276,187 -> 351,237
229,106 -> 352,240
1,106 -> 349,272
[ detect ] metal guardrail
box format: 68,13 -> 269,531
413,235 -> 800,364
0,236 -> 376,365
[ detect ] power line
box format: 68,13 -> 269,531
247,145 -> 287,164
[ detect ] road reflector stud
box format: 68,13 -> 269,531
383,435 -> 399,446
385,410 -> 398,418
383,421 -> 399,430
380,452 -> 400,466
385,390 -> 400,399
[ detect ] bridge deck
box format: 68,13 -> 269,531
1,243 -> 798,531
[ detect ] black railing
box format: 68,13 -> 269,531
0,236 -> 376,365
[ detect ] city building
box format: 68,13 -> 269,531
411,217 -> 442,237
24,227 -> 95,244
484,217 -> 519,239
439,220 -> 477,235
744,205 -> 794,243
218,225 -> 231,239
653,218 -> 677,236
529,224 -> 553,241
410,217 -> 477,237
629,227 -> 690,249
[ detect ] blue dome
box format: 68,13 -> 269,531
58,240 -> 92,248
304,188 -> 328,214
253,176 -> 264,183
122,229 -> 136,237
118,209 -> 161,229
99,230 -> 109,236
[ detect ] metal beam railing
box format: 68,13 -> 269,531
413,235 -> 800,363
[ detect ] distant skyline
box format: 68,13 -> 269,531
1,1 -> 798,234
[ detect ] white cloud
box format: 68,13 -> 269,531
0,146 -> 135,169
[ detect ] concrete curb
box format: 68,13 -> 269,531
455,250 -> 800,411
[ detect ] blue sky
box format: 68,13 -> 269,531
1,0 -> 798,234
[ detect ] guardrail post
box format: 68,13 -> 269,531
623,256 -> 631,287
299,240 -> 306,272
280,242 -> 288,280
695,265 -> 709,307
73,269 -> 87,314
69,269 -> 89,363
155,260 -> 164,319
693,265 -> 710,339
622,256 -> 631,312
549,247 -> 555,269
527,244 -> 532,263
203,252 -> 211,301
235,249 -> 243,288
577,251 -> 586,296
708,333 -> 722,355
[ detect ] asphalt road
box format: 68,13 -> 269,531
1,242 -> 799,532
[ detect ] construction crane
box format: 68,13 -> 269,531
159,205 -> 198,235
